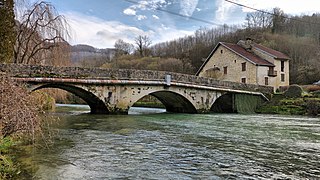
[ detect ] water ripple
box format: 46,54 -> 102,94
34,110 -> 320,179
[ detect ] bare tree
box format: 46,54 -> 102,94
114,39 -> 134,56
44,41 -> 71,66
271,7 -> 286,34
14,1 -> 71,65
135,35 -> 152,57
0,75 -> 41,137
245,10 -> 272,29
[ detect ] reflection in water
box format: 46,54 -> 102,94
34,105 -> 320,179
55,104 -> 167,115
128,107 -> 166,115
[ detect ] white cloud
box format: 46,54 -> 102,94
125,0 -> 169,13
161,24 -> 169,30
63,12 -> 150,48
216,0 -> 320,24
152,26 -> 195,44
135,1 -> 148,10
179,0 -> 199,16
152,15 -> 160,20
215,0 -> 236,23
63,12 -> 194,48
123,8 -> 136,16
136,15 -> 147,20
123,0 -> 169,21
237,0 -> 320,15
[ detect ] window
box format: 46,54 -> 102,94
265,77 -> 269,85
281,61 -> 285,72
281,74 -> 285,82
241,78 -> 246,83
223,66 -> 228,74
220,49 -> 223,54
241,62 -> 246,71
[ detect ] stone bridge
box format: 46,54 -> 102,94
0,64 -> 273,114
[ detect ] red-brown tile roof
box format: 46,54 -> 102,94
253,43 -> 290,60
196,42 -> 276,75
220,42 -> 275,66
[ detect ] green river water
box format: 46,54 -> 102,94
33,105 -> 320,179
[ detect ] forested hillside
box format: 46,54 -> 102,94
71,44 -> 116,67
109,9 -> 320,85
154,11 -> 320,85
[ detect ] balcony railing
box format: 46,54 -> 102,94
268,70 -> 277,77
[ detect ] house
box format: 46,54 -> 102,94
196,39 -> 290,91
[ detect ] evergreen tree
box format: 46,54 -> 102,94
0,0 -> 15,63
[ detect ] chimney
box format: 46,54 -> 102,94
237,38 -> 253,52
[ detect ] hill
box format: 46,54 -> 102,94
71,44 -> 116,67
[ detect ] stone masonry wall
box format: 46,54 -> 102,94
0,63 -> 273,94
198,45 -> 257,84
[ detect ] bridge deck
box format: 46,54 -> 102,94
0,64 -> 273,95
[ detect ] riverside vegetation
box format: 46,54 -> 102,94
257,85 -> 320,116
0,75 -> 55,179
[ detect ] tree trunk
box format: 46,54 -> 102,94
0,0 -> 16,63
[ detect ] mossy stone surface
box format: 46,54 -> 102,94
284,85 -> 303,98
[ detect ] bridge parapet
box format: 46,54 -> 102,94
0,63 -> 273,94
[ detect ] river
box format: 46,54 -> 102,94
33,104 -> 320,179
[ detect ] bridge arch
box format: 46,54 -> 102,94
31,83 -> 109,114
130,90 -> 197,114
210,93 -> 236,113
150,91 -> 197,113
211,92 -> 266,113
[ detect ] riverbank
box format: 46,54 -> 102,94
257,85 -> 320,116
0,75 -> 54,179
0,137 -> 41,179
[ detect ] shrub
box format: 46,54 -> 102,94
0,75 -> 42,137
284,84 -> 303,98
0,137 -> 18,179
31,91 -> 56,111
302,85 -> 320,92
256,105 -> 280,114
306,99 -> 320,116
311,90 -> 320,98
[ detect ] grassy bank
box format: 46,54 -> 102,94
0,137 -> 40,179
0,137 -> 18,179
133,101 -> 165,108
257,85 -> 320,116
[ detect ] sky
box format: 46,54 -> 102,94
29,0 -> 320,48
